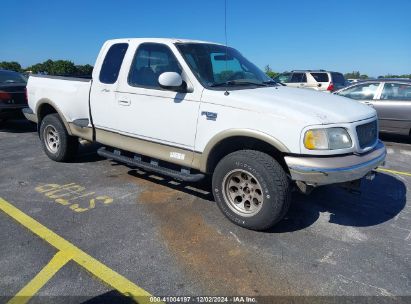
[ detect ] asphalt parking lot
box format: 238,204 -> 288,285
0,119 -> 410,303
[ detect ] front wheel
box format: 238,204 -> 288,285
39,113 -> 79,162
212,150 -> 291,231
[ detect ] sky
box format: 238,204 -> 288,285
1,0 -> 410,76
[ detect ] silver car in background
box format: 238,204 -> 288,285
334,79 -> 411,136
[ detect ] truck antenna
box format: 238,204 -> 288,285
224,0 -> 230,96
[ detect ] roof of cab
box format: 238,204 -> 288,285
105,37 -> 223,45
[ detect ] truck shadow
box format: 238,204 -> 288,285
126,168 -> 407,232
81,290 -> 135,304
268,172 -> 407,233
0,119 -> 37,133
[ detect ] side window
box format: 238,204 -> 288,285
337,83 -> 380,100
310,73 -> 329,82
275,73 -> 292,83
128,43 -> 182,89
290,73 -> 307,83
99,43 -> 129,84
380,83 -> 411,100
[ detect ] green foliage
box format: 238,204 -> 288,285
0,61 -> 22,72
378,74 -> 411,79
26,60 -> 93,76
264,65 -> 279,79
344,71 -> 368,79
345,71 -> 411,80
75,64 -> 94,76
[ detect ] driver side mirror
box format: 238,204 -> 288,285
158,72 -> 185,92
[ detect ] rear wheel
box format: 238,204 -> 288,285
212,150 -> 291,231
39,114 -> 78,162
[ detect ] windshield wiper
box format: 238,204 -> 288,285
262,80 -> 279,86
209,80 -> 267,87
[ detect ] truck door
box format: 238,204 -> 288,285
115,42 -> 201,152
90,42 -> 129,132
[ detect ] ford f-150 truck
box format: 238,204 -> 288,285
24,38 -> 386,230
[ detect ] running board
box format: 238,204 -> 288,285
97,147 -> 205,182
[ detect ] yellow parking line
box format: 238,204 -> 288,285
0,198 -> 154,304
377,168 -> 411,177
7,250 -> 73,304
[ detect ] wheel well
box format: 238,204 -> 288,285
37,103 -> 58,123
206,136 -> 288,174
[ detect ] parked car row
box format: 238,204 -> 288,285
273,70 -> 411,137
334,79 -> 411,136
274,70 -> 347,92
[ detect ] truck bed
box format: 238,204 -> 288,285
27,74 -> 91,125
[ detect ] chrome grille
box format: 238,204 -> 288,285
356,120 -> 378,149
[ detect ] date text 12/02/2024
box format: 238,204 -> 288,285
149,296 -> 257,303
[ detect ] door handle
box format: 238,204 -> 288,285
101,88 -> 110,92
118,99 -> 131,106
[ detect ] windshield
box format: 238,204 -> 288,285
176,43 -> 274,88
0,71 -> 27,84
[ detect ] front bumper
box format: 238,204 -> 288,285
284,140 -> 386,186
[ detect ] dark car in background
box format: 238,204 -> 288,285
334,79 -> 411,136
0,70 -> 28,122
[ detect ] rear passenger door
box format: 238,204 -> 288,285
90,42 -> 129,131
373,83 -> 411,135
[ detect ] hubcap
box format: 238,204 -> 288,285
222,169 -> 264,217
44,125 -> 60,154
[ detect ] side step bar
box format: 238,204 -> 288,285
97,147 -> 205,182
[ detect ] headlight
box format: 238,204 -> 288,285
304,128 -> 352,150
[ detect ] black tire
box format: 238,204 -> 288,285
212,150 -> 291,231
39,113 -> 78,162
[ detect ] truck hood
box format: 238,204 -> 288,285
202,86 -> 376,125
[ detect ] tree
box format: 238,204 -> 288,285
0,61 -> 22,72
344,71 -> 368,79
26,59 -> 78,75
75,64 -> 93,76
49,60 -> 76,75
264,65 -> 279,79
378,74 -> 411,79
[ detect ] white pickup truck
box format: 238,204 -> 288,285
24,38 -> 386,230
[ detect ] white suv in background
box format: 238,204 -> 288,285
275,70 -> 347,92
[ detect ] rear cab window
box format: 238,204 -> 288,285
99,43 -> 129,84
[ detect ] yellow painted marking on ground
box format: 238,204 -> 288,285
7,250 -> 74,304
377,168 -> 411,177
0,198 -> 155,304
